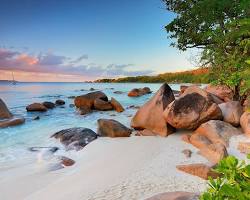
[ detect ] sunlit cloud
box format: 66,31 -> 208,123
0,48 -> 154,81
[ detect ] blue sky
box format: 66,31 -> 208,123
0,0 -> 194,81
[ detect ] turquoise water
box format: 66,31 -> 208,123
0,82 -> 181,166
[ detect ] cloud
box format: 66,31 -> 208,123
0,48 -> 154,78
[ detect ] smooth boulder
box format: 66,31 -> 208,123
43,101 -> 55,109
219,101 -> 243,126
74,91 -> 108,109
128,87 -> 151,97
94,99 -> 113,111
240,112 -> 250,136
194,120 -> 242,147
164,86 -> 222,130
26,103 -> 47,112
131,83 -> 175,137
146,192 -> 199,200
176,163 -> 219,180
51,127 -> 97,150
55,99 -> 65,105
205,84 -> 234,102
0,117 -> 25,128
110,97 -> 124,112
97,119 -> 132,137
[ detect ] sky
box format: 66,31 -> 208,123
0,0 -> 195,82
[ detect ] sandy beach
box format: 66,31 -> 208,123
0,130 -> 248,200
0,131 -> 208,200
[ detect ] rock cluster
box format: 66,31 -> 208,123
74,91 -> 124,114
128,87 -> 152,97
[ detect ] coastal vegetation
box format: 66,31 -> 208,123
200,155 -> 250,200
163,0 -> 250,100
95,68 -> 210,83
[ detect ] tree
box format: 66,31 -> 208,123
163,0 -> 250,100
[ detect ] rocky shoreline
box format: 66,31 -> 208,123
0,83 -> 249,199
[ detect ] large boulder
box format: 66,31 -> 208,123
194,120 -> 242,147
110,97 -> 124,112
0,98 -> 12,119
164,86 -> 222,130
205,84 -> 234,102
219,101 -> 243,126
97,119 -> 132,137
145,192 -> 199,200
74,91 -> 108,109
176,163 -> 219,180
240,112 -> 250,136
26,103 -> 47,112
51,127 -> 97,150
94,99 -> 113,111
128,87 -> 151,97
131,83 -> 175,137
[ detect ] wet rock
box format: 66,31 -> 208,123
127,105 -> 140,109
69,104 -> 75,108
176,163 -> 219,180
237,142 -> 250,154
33,116 -> 40,120
0,98 -> 12,119
26,103 -> 47,112
164,86 -> 222,130
59,156 -> 75,167
94,99 -> 113,111
240,112 -> 250,136
219,101 -> 243,126
113,91 -> 123,94
131,83 -> 175,137
146,191 -> 199,200
205,84 -> 234,102
55,99 -> 65,105
42,101 -> 55,109
0,117 -> 25,128
128,87 -> 152,97
51,127 -> 97,150
110,97 -> 124,112
97,119 -> 132,137
68,96 -> 76,99
182,149 -> 192,158
28,146 -> 59,153
89,87 -> 95,91
74,91 -> 108,109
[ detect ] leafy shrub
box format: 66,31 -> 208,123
200,155 -> 250,200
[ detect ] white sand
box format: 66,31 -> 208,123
0,131 -> 249,200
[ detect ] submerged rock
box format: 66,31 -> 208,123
131,83 -> 175,137
164,86 -> 222,130
110,97 -> 124,112
26,103 -> 47,112
51,127 -> 97,150
128,87 -> 152,97
55,99 -> 65,105
97,119 -> 132,137
42,101 -> 55,109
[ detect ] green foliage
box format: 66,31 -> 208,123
95,68 -> 210,83
200,156 -> 250,200
162,0 -> 250,100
